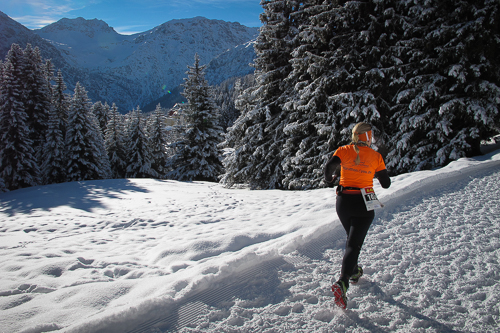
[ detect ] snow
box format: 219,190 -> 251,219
30,16 -> 259,112
1,150 -> 500,333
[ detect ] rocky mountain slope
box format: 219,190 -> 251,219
0,11 -> 258,112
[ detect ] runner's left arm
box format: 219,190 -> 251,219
374,169 -> 391,188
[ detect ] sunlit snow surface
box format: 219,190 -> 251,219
1,150 -> 499,333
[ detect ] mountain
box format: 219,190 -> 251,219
143,38 -> 257,112
0,11 -> 68,70
0,12 -> 259,112
205,39 -> 257,85
34,16 -> 259,112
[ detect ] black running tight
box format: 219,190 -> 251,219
336,192 -> 375,286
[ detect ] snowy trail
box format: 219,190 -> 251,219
173,165 -> 498,333
75,157 -> 499,333
1,151 -> 499,333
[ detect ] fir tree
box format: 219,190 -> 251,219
42,101 -> 67,184
387,0 -> 500,174
220,0 -> 500,189
147,104 -> 169,179
168,54 -> 224,182
221,0 -> 302,189
42,68 -> 70,184
22,44 -> 51,164
213,75 -> 255,131
53,70 -> 70,125
125,107 -> 154,178
65,82 -> 110,182
0,176 -> 6,192
281,0 -> 405,189
0,59 -> 40,190
105,103 -> 127,178
41,61 -> 67,184
92,101 -> 110,138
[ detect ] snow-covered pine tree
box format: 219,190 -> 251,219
42,68 -> 70,184
90,101 -> 111,180
53,70 -> 70,126
92,101 -> 110,138
65,82 -> 110,182
282,1 -> 391,189
168,54 -> 224,182
0,56 -> 40,190
214,79 -> 238,132
213,75 -> 255,131
387,0 -> 500,174
41,60 -> 67,184
125,106 -> 155,178
147,104 -> 169,179
0,176 -> 6,192
221,0 -> 302,189
42,100 -> 67,184
105,103 -> 127,179
22,44 -> 51,164
165,105 -> 188,164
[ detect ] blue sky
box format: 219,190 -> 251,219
3,0 -> 263,34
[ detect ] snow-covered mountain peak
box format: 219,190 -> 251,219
37,17 -> 118,36
133,16 -> 259,61
34,17 -> 129,69
1,12 -> 258,112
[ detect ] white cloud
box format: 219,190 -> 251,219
10,15 -> 59,29
113,24 -> 149,35
148,0 -> 254,7
22,0 -> 94,15
10,0 -> 99,29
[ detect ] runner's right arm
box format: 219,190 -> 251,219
324,155 -> 341,186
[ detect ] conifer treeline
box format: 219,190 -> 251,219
222,0 -> 500,190
0,43 -> 248,193
0,44 -> 211,192
2,0 -> 499,192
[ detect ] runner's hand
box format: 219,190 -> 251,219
325,175 -> 339,187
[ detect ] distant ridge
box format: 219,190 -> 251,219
0,12 -> 258,112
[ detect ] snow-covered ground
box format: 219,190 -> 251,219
1,149 -> 499,333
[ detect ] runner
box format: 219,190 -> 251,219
324,122 -> 391,309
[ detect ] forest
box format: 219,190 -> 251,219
1,0 -> 499,192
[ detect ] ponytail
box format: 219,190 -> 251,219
351,122 -> 372,165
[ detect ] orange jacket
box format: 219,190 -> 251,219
333,144 -> 387,189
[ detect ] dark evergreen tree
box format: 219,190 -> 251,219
165,105 -> 188,160
105,103 -> 127,178
65,82 -> 110,182
42,101 -> 67,184
387,0 -> 500,174
147,104 -> 169,179
92,101 -> 110,138
221,0 -> 302,189
0,58 -> 40,190
281,0 -> 407,189
0,176 -> 6,192
168,54 -> 224,182
125,107 -> 154,178
213,75 -> 256,131
41,60 -> 67,184
22,44 -> 51,163
42,68 -> 70,184
53,70 -> 70,126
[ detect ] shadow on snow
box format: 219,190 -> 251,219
0,178 -> 150,216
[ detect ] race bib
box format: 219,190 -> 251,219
361,187 -> 383,211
